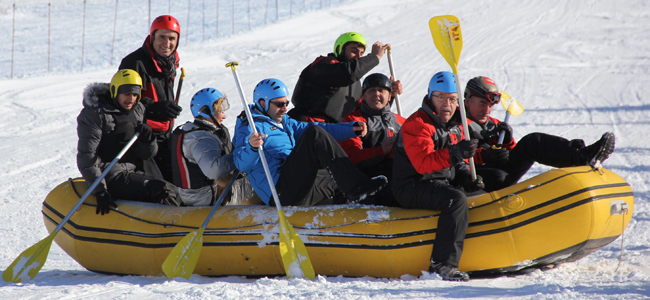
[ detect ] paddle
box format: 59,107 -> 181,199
174,67 -> 186,104
225,62 -> 315,280
162,170 -> 240,279
496,90 -> 524,146
428,15 -> 477,180
3,133 -> 140,283
386,46 -> 403,116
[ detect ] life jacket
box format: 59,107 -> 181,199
96,110 -> 140,169
170,121 -> 233,189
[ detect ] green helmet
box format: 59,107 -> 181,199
333,32 -> 366,58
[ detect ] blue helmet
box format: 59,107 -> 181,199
253,78 -> 289,111
190,88 -> 229,118
427,71 -> 457,99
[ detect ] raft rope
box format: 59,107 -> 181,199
614,206 -> 629,272
471,168 -> 599,210
66,169 -> 629,233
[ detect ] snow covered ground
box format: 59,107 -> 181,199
1,0 -> 650,298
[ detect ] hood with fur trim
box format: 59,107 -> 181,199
82,82 -> 112,108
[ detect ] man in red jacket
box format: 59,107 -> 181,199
464,76 -> 615,192
340,73 -> 404,206
120,15 -> 183,182
288,32 -> 389,123
392,71 -> 484,281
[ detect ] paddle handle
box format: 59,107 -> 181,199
55,133 -> 140,232
497,112 -> 511,146
200,170 -> 240,229
226,62 -> 285,211
386,47 -> 402,116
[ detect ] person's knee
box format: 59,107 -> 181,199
441,192 -> 468,213
145,179 -> 181,206
305,124 -> 327,137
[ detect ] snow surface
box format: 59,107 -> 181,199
2,0 -> 650,299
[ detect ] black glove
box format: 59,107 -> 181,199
448,139 -> 478,165
497,122 -> 514,145
95,191 -> 117,215
135,123 -> 154,143
463,175 -> 485,193
480,147 -> 509,164
143,97 -> 182,121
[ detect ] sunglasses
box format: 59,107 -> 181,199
270,101 -> 290,108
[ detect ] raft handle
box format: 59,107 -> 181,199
610,201 -> 629,215
506,194 -> 519,203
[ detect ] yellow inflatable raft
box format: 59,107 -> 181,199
42,166 -> 633,278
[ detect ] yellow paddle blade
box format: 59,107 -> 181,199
429,15 -> 463,74
500,90 -> 524,116
3,232 -> 56,283
278,210 -> 315,280
162,228 -> 205,280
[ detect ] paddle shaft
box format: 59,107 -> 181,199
55,133 -> 139,232
226,62 -> 285,211
442,22 -> 477,181
200,170 -> 240,229
174,67 -> 186,104
497,112 -> 511,146
452,77 -> 477,181
386,47 -> 402,116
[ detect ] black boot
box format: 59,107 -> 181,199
429,261 -> 470,281
346,175 -> 388,204
579,132 -> 615,167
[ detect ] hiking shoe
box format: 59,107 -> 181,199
429,262 -> 470,282
346,175 -> 388,204
580,132 -> 615,167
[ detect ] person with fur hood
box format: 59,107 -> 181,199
76,69 -> 181,215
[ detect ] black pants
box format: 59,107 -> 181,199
394,179 -> 468,267
477,132 -> 585,192
106,170 -> 180,205
275,126 -> 367,206
154,137 -> 174,182
358,159 -> 401,207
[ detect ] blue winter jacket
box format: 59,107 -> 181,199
233,104 -> 359,205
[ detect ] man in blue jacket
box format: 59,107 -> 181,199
234,78 -> 387,206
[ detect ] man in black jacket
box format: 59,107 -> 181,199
119,15 -> 183,182
77,70 -> 180,215
288,32 -> 389,123
464,76 -> 616,192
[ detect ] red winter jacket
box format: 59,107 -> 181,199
339,104 -> 406,164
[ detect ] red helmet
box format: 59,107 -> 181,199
150,15 -> 181,39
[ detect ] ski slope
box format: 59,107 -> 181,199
1,0 -> 649,299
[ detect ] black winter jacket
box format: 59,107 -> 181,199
76,83 -> 157,195
289,53 -> 379,123
119,36 -> 179,139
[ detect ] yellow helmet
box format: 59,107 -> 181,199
110,69 -> 143,100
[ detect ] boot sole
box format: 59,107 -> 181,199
591,132 -> 615,167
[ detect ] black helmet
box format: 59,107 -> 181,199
362,73 -> 392,94
465,76 -> 501,104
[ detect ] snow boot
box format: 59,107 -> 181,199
579,132 -> 615,167
346,175 -> 388,204
429,262 -> 470,282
